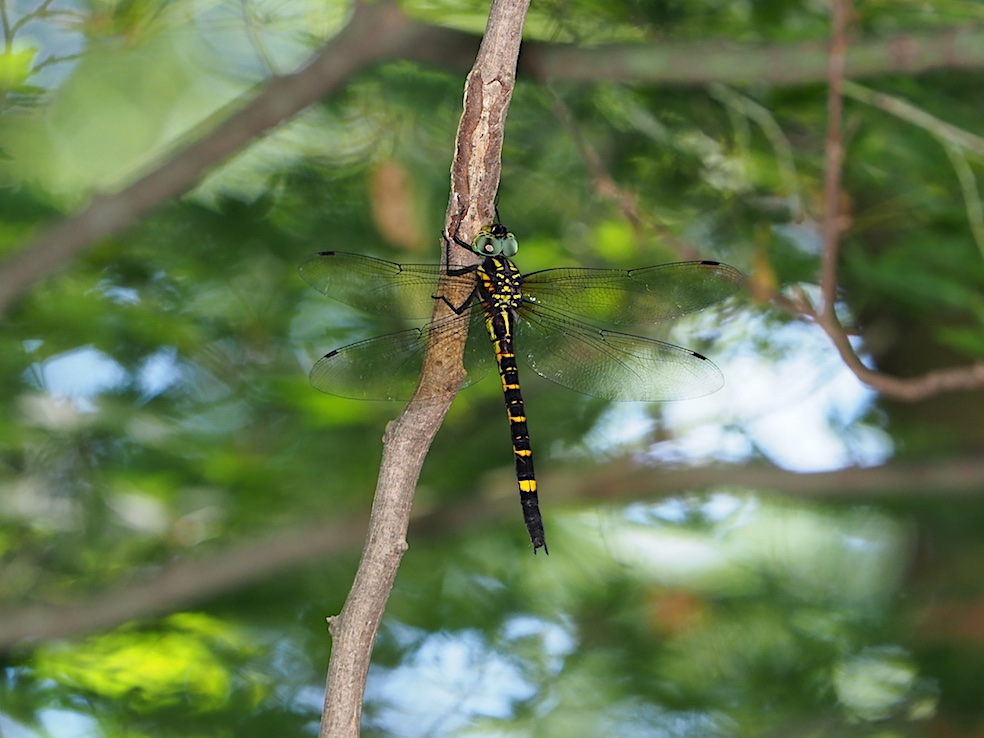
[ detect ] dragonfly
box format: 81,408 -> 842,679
299,222 -> 743,554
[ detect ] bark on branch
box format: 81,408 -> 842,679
318,2 -> 530,736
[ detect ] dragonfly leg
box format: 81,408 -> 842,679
448,206 -> 473,252
433,285 -> 477,315
439,219 -> 481,314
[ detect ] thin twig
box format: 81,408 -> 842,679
819,0 -> 848,317
842,80 -> 984,260
28,51 -> 82,75
805,3 -> 984,400
709,84 -> 805,222
548,91 -> 644,236
943,142 -> 984,261
0,0 -> 11,47
843,80 -> 984,157
809,319 -> 984,400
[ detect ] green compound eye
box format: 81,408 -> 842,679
471,224 -> 518,257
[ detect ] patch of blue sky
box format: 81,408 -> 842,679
598,702 -> 732,738
659,314 -> 889,472
29,346 -> 127,411
28,345 -> 186,409
501,614 -> 577,671
0,710 -> 40,738
365,627 -> 539,738
97,282 -> 141,305
597,498 -> 909,605
626,493 -> 749,527
551,297 -> 890,473
137,347 -> 182,399
39,708 -> 98,738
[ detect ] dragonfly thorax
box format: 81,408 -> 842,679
478,256 -> 525,312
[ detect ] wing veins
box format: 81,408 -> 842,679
516,303 -> 722,401
299,252 -> 474,319
308,303 -> 491,401
522,261 -> 743,325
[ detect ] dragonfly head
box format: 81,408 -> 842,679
472,223 -> 518,258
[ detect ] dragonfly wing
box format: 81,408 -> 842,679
521,261 -> 743,324
309,307 -> 492,401
299,252 -> 474,319
515,304 -> 724,401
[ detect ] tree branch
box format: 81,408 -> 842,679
807,320 -> 984,400
800,1 -> 984,401
2,19 -> 982,315
820,0 -> 849,317
318,2 -> 529,736
0,518 -> 367,650
0,1 -> 468,315
519,25 -> 984,85
5,456 -> 984,650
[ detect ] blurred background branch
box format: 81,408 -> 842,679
3,13 -> 983,315
3,455 -> 982,650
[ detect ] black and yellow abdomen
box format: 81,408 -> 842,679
477,255 -> 547,553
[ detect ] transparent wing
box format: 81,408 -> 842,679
308,308 -> 493,401
521,260 -> 743,325
515,304 -> 724,401
298,251 -> 475,319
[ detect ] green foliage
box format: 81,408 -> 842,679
34,614 -> 260,711
0,0 -> 982,736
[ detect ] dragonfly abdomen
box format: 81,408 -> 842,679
486,308 -> 547,553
